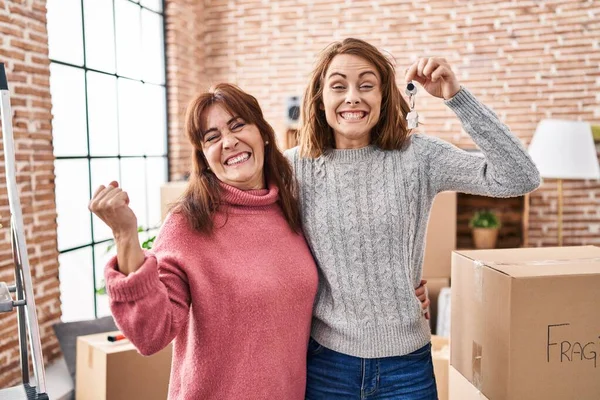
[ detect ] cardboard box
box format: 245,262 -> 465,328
426,278 -> 450,334
160,181 -> 187,220
423,191 -> 457,278
76,331 -> 172,400
451,246 -> 600,400
432,335 -> 450,400
448,366 -> 489,400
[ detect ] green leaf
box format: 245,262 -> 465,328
95,280 -> 106,295
469,210 -> 501,229
141,236 -> 156,250
105,241 -> 116,254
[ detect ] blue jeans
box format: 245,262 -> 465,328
306,338 -> 438,400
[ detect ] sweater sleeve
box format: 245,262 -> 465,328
104,219 -> 191,356
412,87 -> 541,197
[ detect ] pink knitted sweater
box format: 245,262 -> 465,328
104,183 -> 318,399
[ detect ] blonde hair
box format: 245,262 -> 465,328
299,38 -> 412,158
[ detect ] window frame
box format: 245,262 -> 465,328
48,0 -> 169,321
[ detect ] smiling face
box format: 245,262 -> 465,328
201,104 -> 265,190
321,54 -> 382,149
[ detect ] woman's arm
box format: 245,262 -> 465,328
89,181 -> 145,275
405,58 -> 540,197
105,243 -> 191,356
90,181 -> 191,355
113,230 -> 145,276
413,88 -> 540,197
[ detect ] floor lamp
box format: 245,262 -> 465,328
528,120 -> 600,246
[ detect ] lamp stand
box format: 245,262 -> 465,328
557,179 -> 563,246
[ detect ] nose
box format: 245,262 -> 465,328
222,134 -> 239,150
345,88 -> 360,105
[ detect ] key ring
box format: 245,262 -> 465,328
405,82 -> 417,109
405,81 -> 419,129
405,81 -> 417,96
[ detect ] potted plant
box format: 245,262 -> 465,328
469,210 -> 501,249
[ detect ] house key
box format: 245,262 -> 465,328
405,81 -> 419,129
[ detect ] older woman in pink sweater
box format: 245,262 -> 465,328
89,84 -> 318,399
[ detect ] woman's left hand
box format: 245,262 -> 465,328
405,57 -> 461,100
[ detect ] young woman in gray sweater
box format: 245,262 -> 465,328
285,38 -> 541,399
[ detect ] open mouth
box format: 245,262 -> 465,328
224,152 -> 251,166
339,111 -> 367,121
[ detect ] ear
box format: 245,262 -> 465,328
319,103 -> 325,111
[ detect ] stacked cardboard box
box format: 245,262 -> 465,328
423,191 -> 456,332
423,191 -> 457,279
422,191 -> 456,400
432,335 -> 450,400
76,331 -> 172,400
160,181 -> 188,221
450,246 -> 600,399
449,365 -> 489,399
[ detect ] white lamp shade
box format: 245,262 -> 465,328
528,119 -> 600,180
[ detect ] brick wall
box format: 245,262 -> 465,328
0,0 -> 61,388
196,0 -> 600,247
165,0 -> 206,181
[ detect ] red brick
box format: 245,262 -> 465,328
0,48 -> 26,61
9,38 -> 47,54
8,3 -> 46,23
27,31 -> 47,45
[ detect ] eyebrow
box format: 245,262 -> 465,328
327,71 -> 378,80
202,116 -> 240,136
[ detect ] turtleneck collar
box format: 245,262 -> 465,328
219,181 -> 279,208
324,145 -> 379,162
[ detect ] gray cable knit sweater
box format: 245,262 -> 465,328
284,87 -> 541,358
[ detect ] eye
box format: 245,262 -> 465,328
205,133 -> 220,142
331,84 -> 345,90
360,84 -> 374,90
230,121 -> 246,132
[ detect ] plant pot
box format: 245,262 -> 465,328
472,228 -> 499,249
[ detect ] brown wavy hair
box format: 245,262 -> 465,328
299,38 -> 412,158
173,83 -> 301,234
